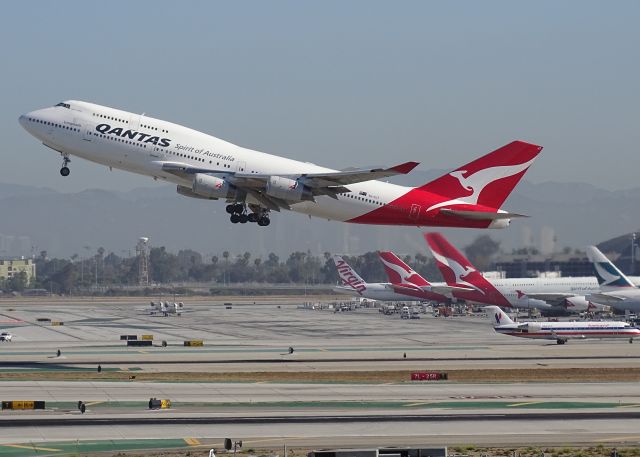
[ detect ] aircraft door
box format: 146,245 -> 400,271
78,117 -> 93,142
129,114 -> 141,131
409,204 -> 421,220
235,161 -> 247,173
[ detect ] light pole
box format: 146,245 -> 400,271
632,233 -> 637,275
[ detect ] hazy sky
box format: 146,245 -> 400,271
2,1 -> 639,193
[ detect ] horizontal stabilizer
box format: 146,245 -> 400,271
333,286 -> 359,295
428,284 -> 476,294
440,209 -> 528,220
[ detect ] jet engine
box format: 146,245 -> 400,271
191,174 -> 237,199
177,185 -> 218,200
265,176 -> 314,202
523,322 -> 542,333
564,296 -> 590,312
565,296 -> 609,312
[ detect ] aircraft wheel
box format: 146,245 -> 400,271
233,203 -> 244,214
630,338 -> 633,344
239,214 -> 249,223
230,214 -> 240,224
225,204 -> 235,214
556,339 -> 566,345
248,213 -> 259,223
60,167 -> 70,177
258,216 -> 271,226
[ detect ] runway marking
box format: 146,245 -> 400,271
84,401 -> 104,406
240,437 -> 304,445
184,438 -> 201,446
137,350 -> 148,354
507,401 -> 543,407
616,404 -> 640,408
4,444 -> 61,452
404,401 -> 431,407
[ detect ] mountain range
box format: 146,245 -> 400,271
0,174 -> 638,259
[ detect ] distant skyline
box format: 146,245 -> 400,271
1,1 -> 639,194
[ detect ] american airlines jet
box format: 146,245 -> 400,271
424,233 -> 603,311
486,306 -> 640,344
19,101 -> 541,227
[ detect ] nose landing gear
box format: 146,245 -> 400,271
60,154 -> 71,177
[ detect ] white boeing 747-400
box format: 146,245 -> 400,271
20,100 -> 542,227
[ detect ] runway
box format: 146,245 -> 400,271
1,298 -> 639,450
1,415 -> 639,448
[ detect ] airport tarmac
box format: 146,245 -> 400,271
1,300 -> 639,370
1,298 -> 640,450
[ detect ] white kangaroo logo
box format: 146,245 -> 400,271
379,255 -> 423,285
430,250 -> 484,295
426,157 -> 536,212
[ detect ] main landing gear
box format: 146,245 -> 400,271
60,154 -> 71,177
225,204 -> 270,226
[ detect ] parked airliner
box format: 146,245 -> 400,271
586,246 -> 640,313
20,101 -> 541,227
485,306 -> 640,344
377,251 -> 468,302
424,233 -> 604,311
332,255 -> 424,302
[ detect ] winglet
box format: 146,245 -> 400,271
389,161 -> 420,174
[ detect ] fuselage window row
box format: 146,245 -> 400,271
26,117 -> 79,132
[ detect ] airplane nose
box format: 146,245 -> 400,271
18,113 -> 27,129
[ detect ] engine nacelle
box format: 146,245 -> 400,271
514,296 -> 552,310
177,185 -> 218,200
488,218 -> 511,229
265,176 -> 313,202
565,296 -> 609,312
192,173 -> 237,199
523,322 -> 542,333
564,296 -> 590,312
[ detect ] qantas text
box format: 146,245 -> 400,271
96,124 -> 171,147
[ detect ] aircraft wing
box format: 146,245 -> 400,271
231,161 -> 420,189
519,292 -> 577,306
587,292 -> 626,303
158,160 -> 419,203
389,283 -> 474,297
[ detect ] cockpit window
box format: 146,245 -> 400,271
55,102 -> 71,109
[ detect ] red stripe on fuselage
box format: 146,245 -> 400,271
347,191 -> 496,227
